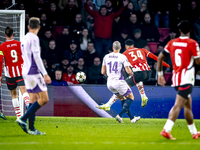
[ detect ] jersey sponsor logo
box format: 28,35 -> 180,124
172,42 -> 187,47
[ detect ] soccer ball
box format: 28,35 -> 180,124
76,71 -> 86,83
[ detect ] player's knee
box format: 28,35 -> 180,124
126,93 -> 134,100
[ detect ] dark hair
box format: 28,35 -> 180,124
178,21 -> 192,34
125,39 -> 134,46
5,26 -> 13,37
29,17 -> 40,29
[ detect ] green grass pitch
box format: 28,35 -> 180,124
0,116 -> 200,150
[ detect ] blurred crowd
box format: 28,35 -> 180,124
1,0 -> 200,85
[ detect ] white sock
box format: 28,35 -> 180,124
23,92 -> 30,107
164,119 -> 174,132
188,123 -> 197,135
106,94 -> 118,107
136,82 -> 146,98
12,98 -> 21,118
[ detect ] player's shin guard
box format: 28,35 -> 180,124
119,99 -> 133,117
23,92 -> 30,107
12,98 -> 21,118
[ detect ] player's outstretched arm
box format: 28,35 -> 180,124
0,52 -> 4,86
157,52 -> 166,87
147,52 -> 170,68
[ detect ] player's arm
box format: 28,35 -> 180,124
31,39 -> 51,84
192,42 -> 200,65
84,3 -> 97,18
144,49 -> 170,68
125,66 -> 133,77
157,52 -> 167,87
101,65 -> 107,77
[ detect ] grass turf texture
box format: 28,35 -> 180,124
0,116 -> 200,150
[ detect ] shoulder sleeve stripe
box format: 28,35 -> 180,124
164,48 -> 170,53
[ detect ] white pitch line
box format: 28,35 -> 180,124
0,141 -> 199,145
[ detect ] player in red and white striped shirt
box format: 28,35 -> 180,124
96,39 -> 170,111
0,26 -> 30,119
158,21 -> 200,139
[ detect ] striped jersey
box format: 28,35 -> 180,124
123,47 -> 150,71
0,39 -> 23,78
164,36 -> 200,86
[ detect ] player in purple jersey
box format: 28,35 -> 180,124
16,17 -> 51,135
101,41 -> 140,123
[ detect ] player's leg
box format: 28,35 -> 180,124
18,86 -> 30,109
134,71 -> 151,108
184,96 -> 200,139
96,94 -> 118,111
161,85 -> 192,140
10,88 -> 21,119
6,77 -> 21,118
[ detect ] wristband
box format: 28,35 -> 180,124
158,71 -> 163,76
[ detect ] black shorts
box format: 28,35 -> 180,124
175,84 -> 193,99
125,70 -> 151,87
6,76 -> 25,90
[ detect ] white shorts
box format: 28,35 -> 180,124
107,79 -> 132,97
23,74 -> 47,93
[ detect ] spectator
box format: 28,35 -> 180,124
0,0 -> 11,9
127,13 -> 141,38
154,44 -> 164,56
63,39 -> 84,65
70,13 -> 87,40
34,0 -> 48,17
40,28 -> 54,54
46,3 -> 62,27
140,13 -> 160,42
51,69 -> 68,86
88,57 -> 106,84
162,28 -> 177,47
61,58 -> 70,72
112,16 -> 123,39
46,40 -> 60,68
80,28 -> 93,51
84,42 -> 98,67
62,64 -> 79,84
42,59 -> 54,80
58,0 -> 68,10
81,0 -> 98,23
17,2 -> 25,10
84,0 -> 129,57
114,29 -> 131,53
105,0 -> 114,14
56,26 -> 72,53
137,3 -> 149,23
169,2 -> 185,28
186,1 -> 199,24
151,0 -> 170,28
61,0 -> 80,26
133,28 -> 147,48
120,1 -> 138,28
38,13 -> 50,38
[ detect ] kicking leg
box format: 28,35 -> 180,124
96,94 -> 118,111
136,82 -> 148,108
